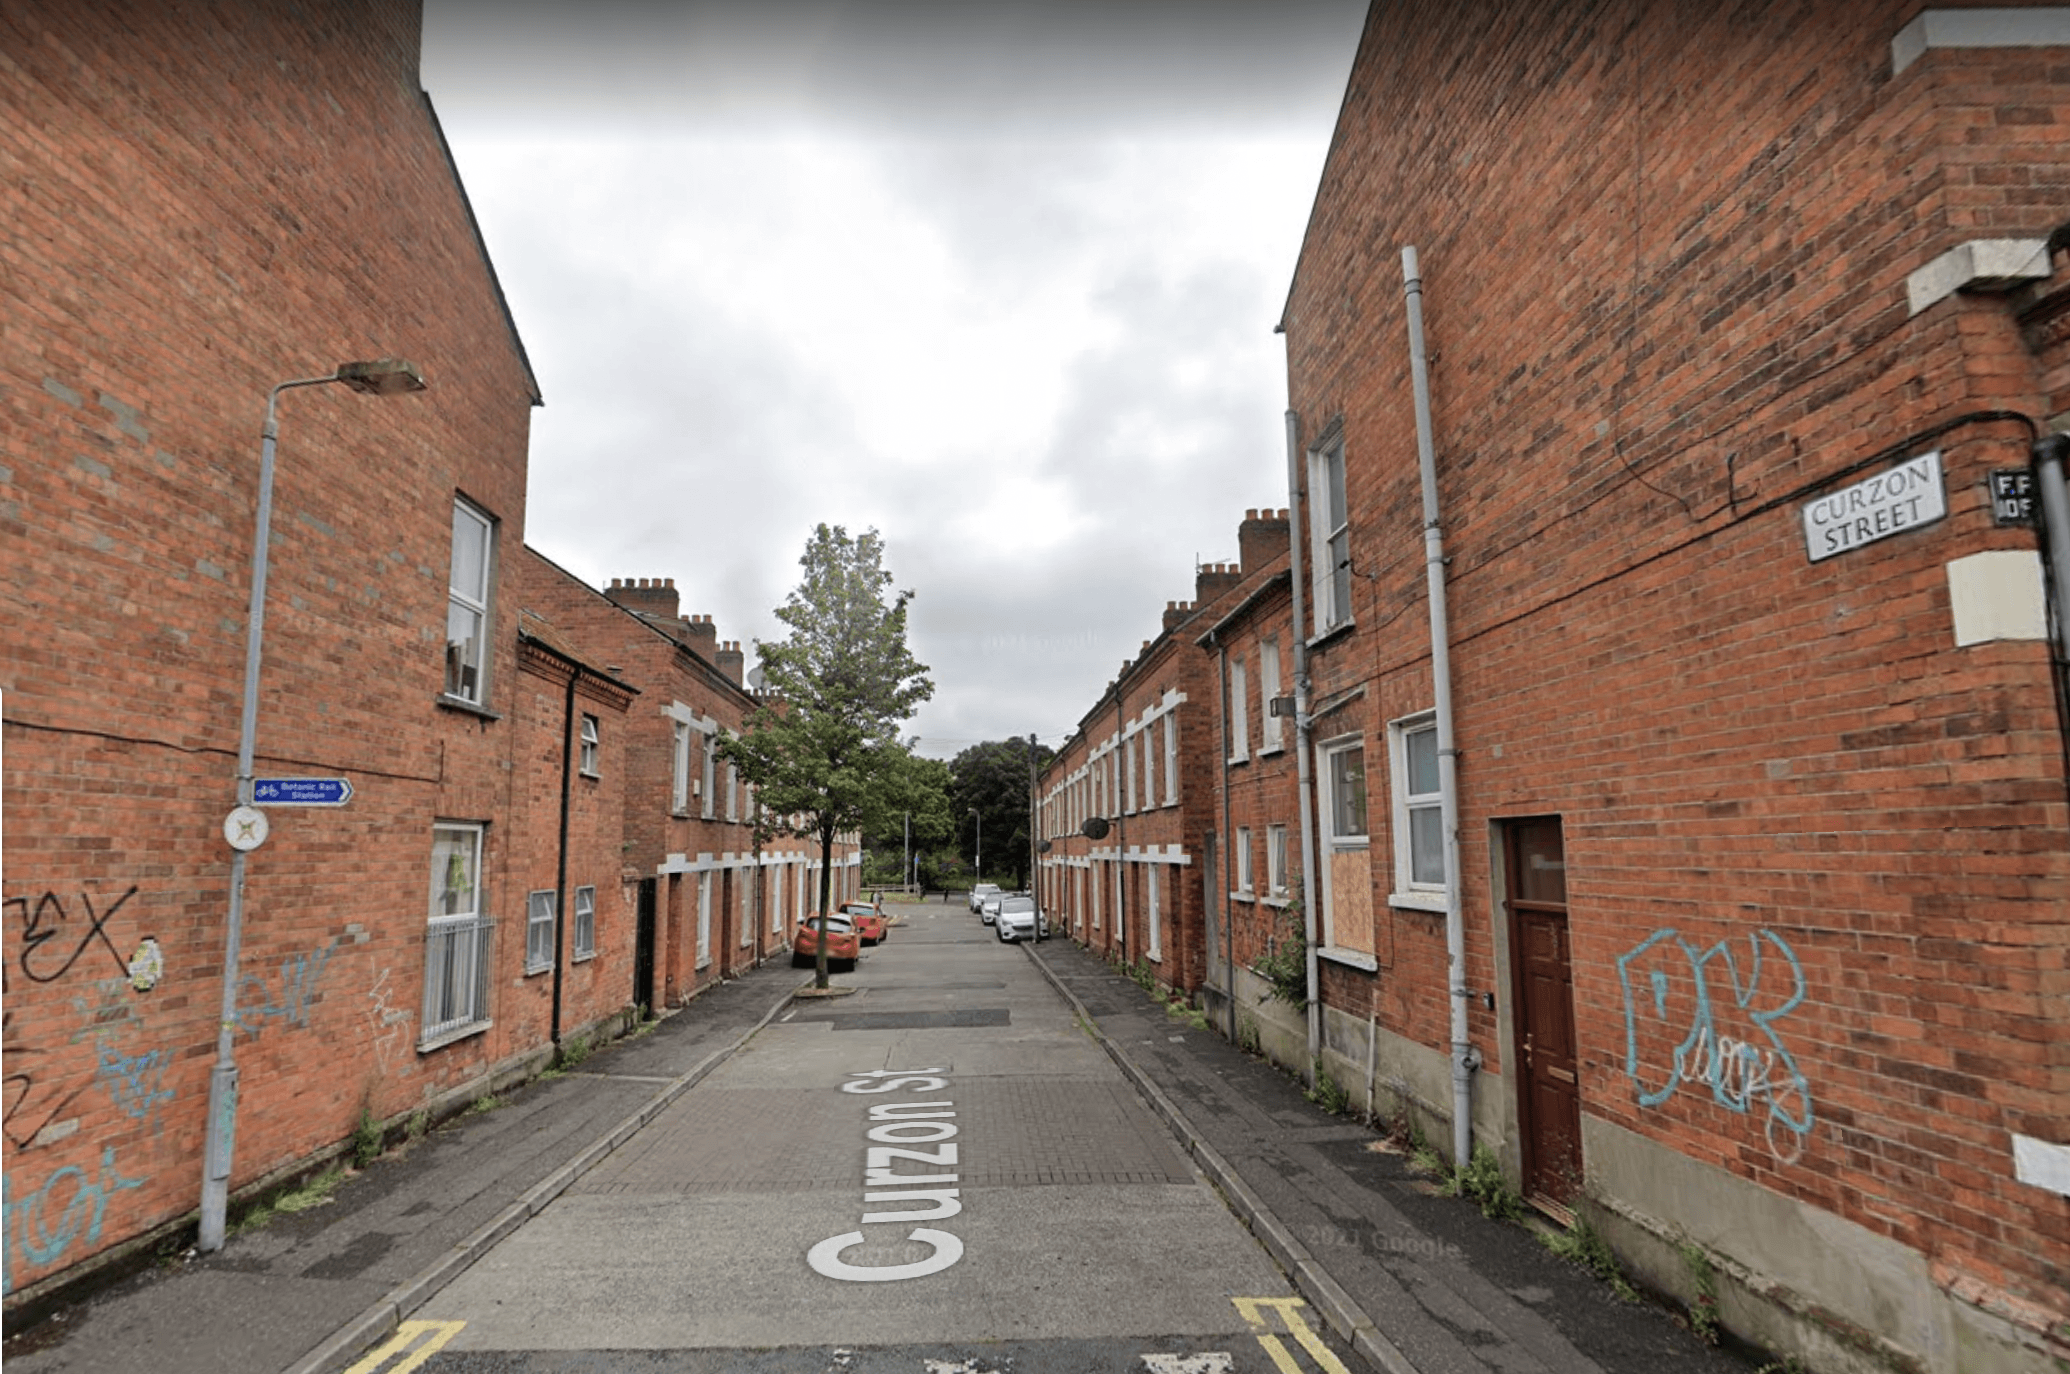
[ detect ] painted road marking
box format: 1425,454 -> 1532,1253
1142,1354 -> 1235,1372
1232,1297 -> 1351,1374
341,1320 -> 466,1374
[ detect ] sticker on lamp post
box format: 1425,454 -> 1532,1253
1801,451 -> 1945,562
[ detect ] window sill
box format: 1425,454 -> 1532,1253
437,694 -> 501,721
1227,754 -> 1250,766
523,962 -> 551,977
1262,893 -> 1293,908
1307,619 -> 1355,652
1258,743 -> 1286,757
571,950 -> 596,964
1317,944 -> 1378,972
417,1019 -> 492,1053
579,769 -> 601,781
1230,889 -> 1255,903
1389,890 -> 1447,914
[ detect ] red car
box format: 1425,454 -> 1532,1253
794,914 -> 860,972
838,901 -> 888,945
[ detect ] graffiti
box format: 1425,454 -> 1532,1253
364,967 -> 412,1073
233,939 -> 335,1039
95,1045 -> 173,1127
7,887 -> 136,985
2,1146 -> 144,1295
1616,927 -> 1814,1165
3,1055 -> 87,1151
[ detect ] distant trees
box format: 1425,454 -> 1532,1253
949,737 -> 1054,890
720,525 -> 932,985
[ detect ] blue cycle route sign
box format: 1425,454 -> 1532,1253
252,777 -> 353,807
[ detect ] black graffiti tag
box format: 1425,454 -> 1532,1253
8,888 -> 136,985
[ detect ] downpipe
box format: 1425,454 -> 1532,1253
1284,409 -> 1323,1080
1403,246 -> 1477,1171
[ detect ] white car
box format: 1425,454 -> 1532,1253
979,891 -> 1005,925
969,883 -> 1001,915
995,894 -> 1042,942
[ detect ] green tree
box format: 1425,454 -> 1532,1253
950,737 -> 1053,890
720,525 -> 933,986
860,747 -> 954,890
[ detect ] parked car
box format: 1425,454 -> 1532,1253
978,891 -> 1006,925
968,883 -> 1000,914
995,894 -> 1043,942
838,900 -> 888,944
794,914 -> 860,972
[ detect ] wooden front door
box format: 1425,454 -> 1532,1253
1505,817 -> 1581,1204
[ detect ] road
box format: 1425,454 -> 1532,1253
368,905 -> 1362,1374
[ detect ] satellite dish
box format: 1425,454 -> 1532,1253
1080,816 -> 1110,840
1038,839 -> 1053,853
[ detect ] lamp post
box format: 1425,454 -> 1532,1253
200,358 -> 426,1253
968,806 -> 982,883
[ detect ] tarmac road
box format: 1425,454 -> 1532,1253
394,905 -> 1362,1373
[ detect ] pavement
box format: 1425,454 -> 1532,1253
3,900 -> 1759,1374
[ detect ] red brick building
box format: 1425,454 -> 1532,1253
1274,4 -> 2070,1371
0,0 -> 614,1304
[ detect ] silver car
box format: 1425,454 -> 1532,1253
979,891 -> 1005,925
969,882 -> 1001,915
995,894 -> 1042,942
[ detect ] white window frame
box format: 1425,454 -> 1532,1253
525,890 -> 556,973
445,499 -> 494,705
572,885 -> 597,961
1308,437 -> 1352,633
1389,710 -> 1448,906
423,822 -> 493,1043
700,726 -> 717,819
1267,824 -> 1289,898
696,872 -> 713,968
726,761 -> 739,822
1234,826 -> 1253,896
1125,737 -> 1138,814
672,720 -> 692,814
1228,659 -> 1249,762
1316,734 -> 1369,954
1259,640 -> 1284,752
771,864 -> 785,935
579,714 -> 600,776
1146,863 -> 1162,962
1162,715 -> 1178,806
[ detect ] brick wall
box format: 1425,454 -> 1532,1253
1281,1 -> 2069,1361
1,0 -> 543,1299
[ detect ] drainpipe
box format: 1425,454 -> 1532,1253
2035,433 -> 2070,800
1212,634 -> 1237,1042
1116,695 -> 1129,957
1284,408 -> 1322,1083
1404,245 -> 1476,1171
550,668 -> 576,1053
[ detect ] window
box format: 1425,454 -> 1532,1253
1328,742 -> 1368,840
700,728 -> 716,819
525,890 -> 556,973
1229,659 -> 1249,761
1259,640 -> 1283,751
1391,712 -> 1446,892
445,499 -> 494,704
1235,827 -> 1253,895
423,823 -> 493,1042
726,761 -> 739,821
573,886 -> 596,960
1125,737 -> 1138,813
1146,863 -> 1162,961
771,865 -> 785,934
1316,737 -> 1375,964
672,720 -> 692,813
1308,438 -> 1352,632
1164,715 -> 1179,805
696,872 -> 713,968
579,714 -> 599,776
1267,824 -> 1289,897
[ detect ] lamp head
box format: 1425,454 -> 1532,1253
335,358 -> 426,396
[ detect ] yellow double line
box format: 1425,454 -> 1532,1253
342,1320 -> 466,1374
1232,1297 -> 1353,1374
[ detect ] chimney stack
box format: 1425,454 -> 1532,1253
716,640 -> 745,686
675,613 -> 719,659
605,576 -> 679,621
1238,507 -> 1291,575
1195,561 -> 1242,607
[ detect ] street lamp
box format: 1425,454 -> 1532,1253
968,806 -> 982,882
200,358 -> 426,1253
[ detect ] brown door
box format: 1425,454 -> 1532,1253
1505,817 -> 1581,1203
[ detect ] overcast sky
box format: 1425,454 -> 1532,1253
420,0 -> 1365,757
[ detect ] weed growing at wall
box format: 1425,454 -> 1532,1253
1237,1015 -> 1262,1055
351,1109 -> 383,1169
1541,1214 -> 1639,1303
228,1166 -> 344,1238
1681,1242 -> 1720,1344
1306,1060 -> 1351,1115
1446,1144 -> 1525,1221
1254,905 -> 1307,1006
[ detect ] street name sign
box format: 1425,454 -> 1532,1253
252,777 -> 353,806
1801,449 -> 1945,562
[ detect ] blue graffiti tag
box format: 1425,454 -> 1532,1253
96,1045 -> 174,1126
233,940 -> 335,1039
1616,927 -> 1814,1164
2,1146 -> 144,1294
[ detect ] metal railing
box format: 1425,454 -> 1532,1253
422,915 -> 494,1041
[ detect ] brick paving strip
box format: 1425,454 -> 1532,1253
1021,940 -> 1423,1374
282,970 -> 804,1374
